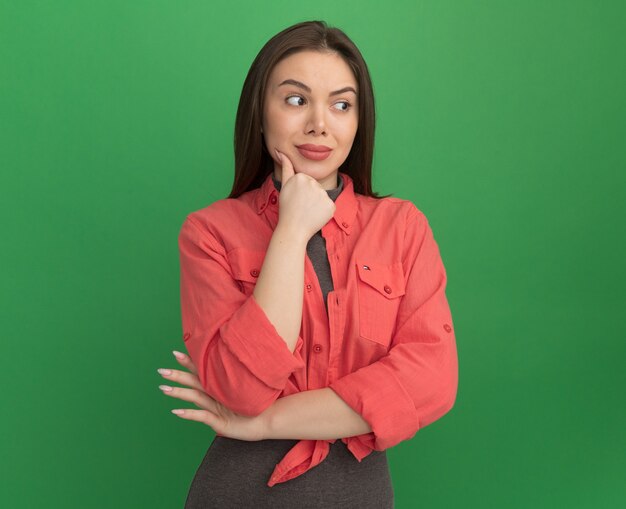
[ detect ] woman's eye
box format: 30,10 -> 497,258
285,95 -> 352,112
286,95 -> 305,106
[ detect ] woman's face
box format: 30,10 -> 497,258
262,50 -> 359,190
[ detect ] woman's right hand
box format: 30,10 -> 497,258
274,148 -> 336,240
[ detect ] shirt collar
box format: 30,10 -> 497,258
271,172 -> 344,202
254,171 -> 358,236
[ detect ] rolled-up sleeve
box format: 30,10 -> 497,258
178,216 -> 305,417
329,208 -> 458,451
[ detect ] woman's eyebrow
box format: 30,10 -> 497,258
278,79 -> 357,96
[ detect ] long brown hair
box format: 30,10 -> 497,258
228,20 -> 390,199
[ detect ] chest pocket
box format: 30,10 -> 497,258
227,248 -> 267,295
355,258 -> 406,347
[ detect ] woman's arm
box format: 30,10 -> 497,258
261,388 -> 372,440
253,222 -> 308,354
159,352 -> 370,442
256,151 -> 336,354
179,217 -> 307,416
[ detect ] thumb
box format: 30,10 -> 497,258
275,149 -> 295,185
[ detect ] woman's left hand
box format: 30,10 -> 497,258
158,350 -> 268,442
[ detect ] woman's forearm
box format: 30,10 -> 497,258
262,388 -> 372,440
253,223 -> 308,354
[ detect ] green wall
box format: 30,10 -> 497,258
1,1 -> 624,507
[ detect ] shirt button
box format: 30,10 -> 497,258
384,285 -> 392,294
306,283 -> 312,291
443,324 -> 452,333
270,195 -> 277,204
341,221 -> 349,228
250,269 -> 260,277
313,344 -> 323,353
183,332 -> 191,341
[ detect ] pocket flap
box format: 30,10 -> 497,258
227,248 -> 267,283
356,259 -> 406,299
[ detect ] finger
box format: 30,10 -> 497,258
275,149 -> 295,185
157,368 -> 204,391
159,385 -> 217,412
172,350 -> 198,375
171,408 -> 220,429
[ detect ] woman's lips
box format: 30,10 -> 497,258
296,147 -> 332,161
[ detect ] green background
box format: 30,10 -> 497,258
1,1 -> 624,507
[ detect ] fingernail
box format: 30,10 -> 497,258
159,385 -> 172,392
274,149 -> 282,161
172,350 -> 185,359
158,368 -> 172,376
172,409 -> 185,415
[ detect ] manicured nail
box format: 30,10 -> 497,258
171,409 -> 185,415
274,149 -> 282,161
158,368 -> 172,376
159,385 -> 172,392
172,350 -> 185,359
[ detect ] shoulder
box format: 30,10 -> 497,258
178,192 -> 258,251
183,183 -> 262,230
184,197 -> 244,229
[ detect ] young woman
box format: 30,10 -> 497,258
157,20 -> 458,508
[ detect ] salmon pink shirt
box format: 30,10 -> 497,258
178,171 -> 458,487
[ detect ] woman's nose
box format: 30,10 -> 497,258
305,106 -> 327,135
